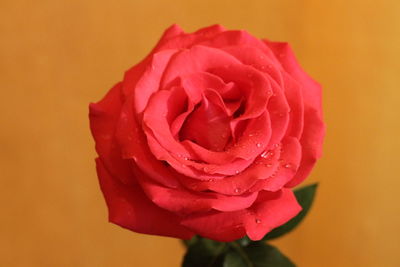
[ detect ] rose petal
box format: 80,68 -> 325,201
249,137 -> 302,192
155,24 -> 226,52
115,95 -> 182,188
177,141 -> 282,195
244,188 -> 301,240
89,82 -> 133,185
181,210 -> 247,242
134,49 -> 178,114
200,30 -> 279,65
136,171 -> 259,215
180,89 -> 232,151
96,158 -> 194,239
160,45 -> 242,88
221,45 -> 284,86
265,41 -> 325,187
281,72 -> 304,138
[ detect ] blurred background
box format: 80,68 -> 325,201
1,0 -> 399,266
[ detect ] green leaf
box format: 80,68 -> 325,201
182,237 -> 227,267
263,183 -> 318,240
223,242 -> 295,267
181,235 -> 199,248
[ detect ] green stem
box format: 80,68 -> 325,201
229,242 -> 254,267
207,242 -> 227,267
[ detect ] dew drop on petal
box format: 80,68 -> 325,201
208,179 -> 214,182
255,218 -> 262,224
234,188 -> 241,193
235,170 -> 240,174
256,143 -> 262,148
284,163 -> 292,168
266,163 -> 272,167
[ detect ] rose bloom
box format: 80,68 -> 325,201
89,24 -> 325,242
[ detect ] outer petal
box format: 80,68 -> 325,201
155,24 -> 226,52
181,210 -> 247,242
265,41 -> 325,187
115,95 -> 182,188
134,49 -> 178,114
136,171 -> 259,215
160,45 -> 242,88
89,82 -> 133,185
96,158 -> 194,239
244,189 -> 301,240
200,30 -> 280,66
180,189 -> 301,242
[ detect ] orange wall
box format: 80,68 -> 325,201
1,0 -> 399,266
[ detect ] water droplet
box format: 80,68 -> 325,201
234,188 -> 241,193
208,179 -> 214,182
284,163 -> 292,168
267,90 -> 273,95
235,170 -> 240,174
203,167 -> 209,172
261,151 -> 269,158
255,218 -> 262,224
273,143 -> 280,148
183,157 -> 189,160
265,163 -> 272,167
256,143 -> 262,148
248,133 -> 254,137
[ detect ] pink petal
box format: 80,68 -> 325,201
250,137 -> 302,192
244,189 -> 301,240
282,72 -> 304,138
134,49 -> 178,114
96,158 -> 194,239
181,210 -> 247,242
265,41 -> 325,187
180,89 -> 231,151
115,95 -> 182,188
136,171 -> 259,215
155,24 -> 226,52
221,45 -> 284,86
160,45 -> 242,88
89,82 -> 133,185
177,141 -> 282,195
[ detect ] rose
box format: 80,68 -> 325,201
89,24 -> 325,242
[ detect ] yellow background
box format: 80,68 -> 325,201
1,0 -> 399,266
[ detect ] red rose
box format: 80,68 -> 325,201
89,24 -> 325,242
